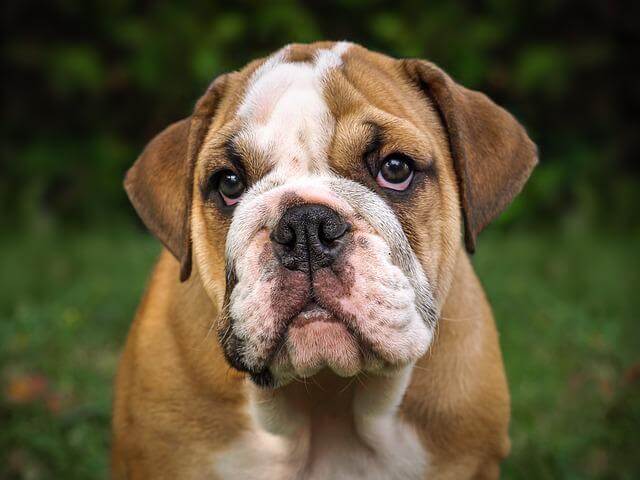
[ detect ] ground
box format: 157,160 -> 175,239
1,225 -> 638,479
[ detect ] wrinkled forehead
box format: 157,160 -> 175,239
199,42 -> 437,178
232,42 -> 352,175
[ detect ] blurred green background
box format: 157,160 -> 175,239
1,1 -> 638,479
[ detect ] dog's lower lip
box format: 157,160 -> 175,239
301,300 -> 320,313
291,301 -> 337,327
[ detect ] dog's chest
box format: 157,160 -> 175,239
211,416 -> 428,480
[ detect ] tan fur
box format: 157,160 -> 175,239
112,253 -> 509,479
113,42 -> 534,479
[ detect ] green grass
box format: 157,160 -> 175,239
474,229 -> 639,479
1,226 -> 638,479
0,228 -> 159,479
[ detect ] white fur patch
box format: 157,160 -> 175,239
236,42 -> 351,174
212,370 -> 429,480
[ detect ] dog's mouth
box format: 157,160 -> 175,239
229,292 -> 377,388
224,268 -> 431,389
290,300 -> 339,327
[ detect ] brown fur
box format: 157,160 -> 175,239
113,42 -> 536,479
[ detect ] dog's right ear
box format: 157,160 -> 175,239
124,74 -> 230,282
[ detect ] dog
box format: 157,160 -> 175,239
112,41 -> 537,479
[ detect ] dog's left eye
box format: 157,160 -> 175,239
376,155 -> 414,191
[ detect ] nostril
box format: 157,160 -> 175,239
319,220 -> 349,247
271,225 -> 296,247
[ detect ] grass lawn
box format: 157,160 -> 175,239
1,225 -> 638,479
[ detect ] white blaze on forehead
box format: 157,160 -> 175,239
236,42 -> 351,173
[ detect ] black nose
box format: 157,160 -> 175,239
271,204 -> 349,272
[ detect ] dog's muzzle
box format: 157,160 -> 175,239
218,178 -> 436,389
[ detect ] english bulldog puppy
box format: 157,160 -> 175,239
112,41 -> 537,479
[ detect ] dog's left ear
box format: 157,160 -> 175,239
402,60 -> 538,252
124,74 -> 231,281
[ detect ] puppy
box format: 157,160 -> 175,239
112,41 -> 537,479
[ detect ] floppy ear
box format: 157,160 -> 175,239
124,74 -> 230,281
402,60 -> 538,252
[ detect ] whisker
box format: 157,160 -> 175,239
310,375 -> 324,391
411,364 -> 430,372
198,318 -> 218,350
338,376 -> 357,394
439,313 -> 480,323
355,374 -> 367,389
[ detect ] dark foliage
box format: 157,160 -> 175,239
2,0 -> 638,230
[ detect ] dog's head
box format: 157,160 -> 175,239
125,42 -> 537,388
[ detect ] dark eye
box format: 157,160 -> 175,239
215,170 -> 245,206
376,155 -> 414,191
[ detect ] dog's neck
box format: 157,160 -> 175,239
249,366 -> 411,436
217,367 -> 426,479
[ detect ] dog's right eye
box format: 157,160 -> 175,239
205,169 -> 245,207
218,170 -> 245,206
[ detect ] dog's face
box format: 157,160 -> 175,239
125,42 -> 537,388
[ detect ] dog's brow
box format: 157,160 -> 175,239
224,136 -> 245,174
223,133 -> 275,182
363,122 -> 383,156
